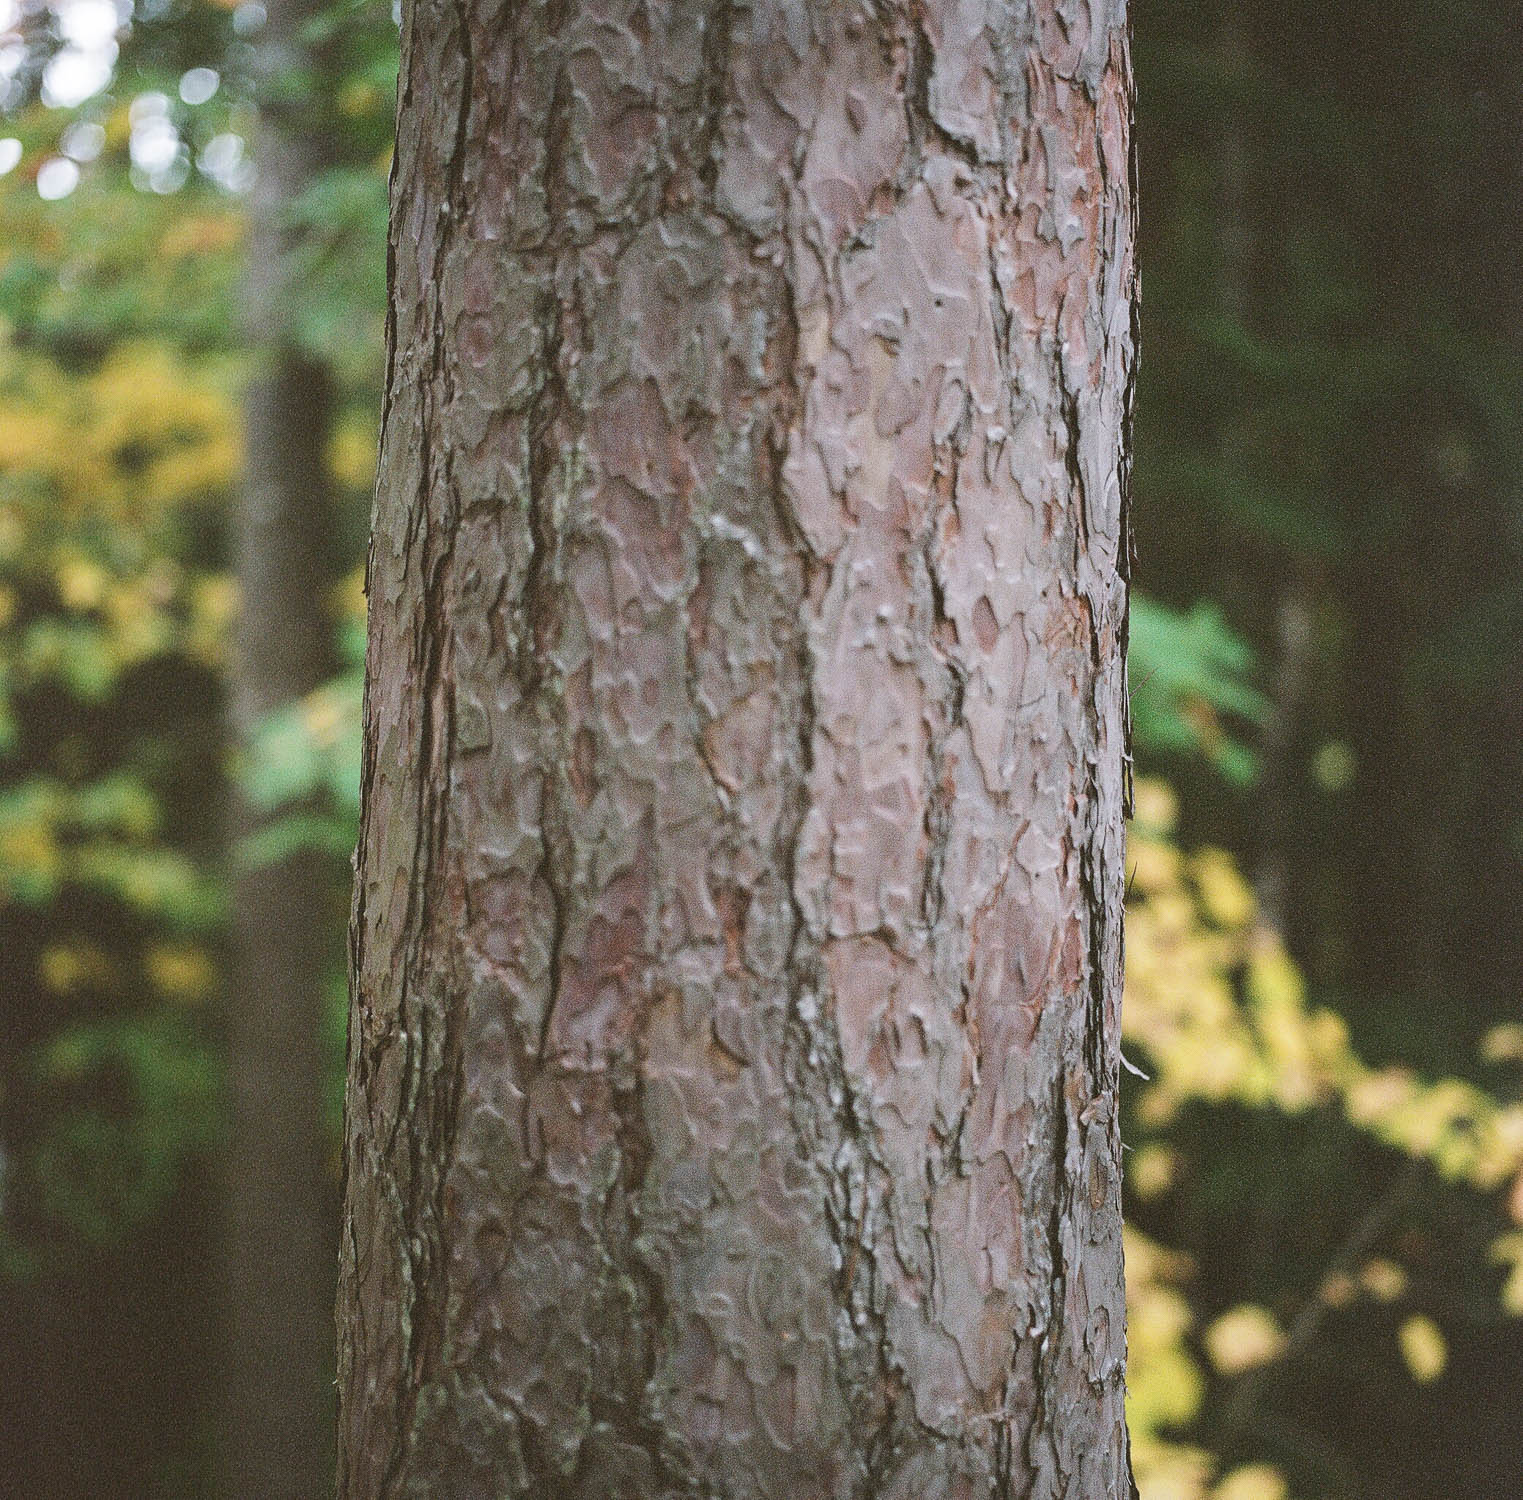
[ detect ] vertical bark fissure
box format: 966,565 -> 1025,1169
363,4 -> 476,1482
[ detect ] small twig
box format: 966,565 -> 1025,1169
1221,1156 -> 1424,1441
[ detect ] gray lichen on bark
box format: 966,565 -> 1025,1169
338,2 -> 1137,1496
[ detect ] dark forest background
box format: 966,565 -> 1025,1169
1,1 -> 1521,1495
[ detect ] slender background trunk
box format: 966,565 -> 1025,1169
223,0 -> 340,1490
1213,13 -> 1317,940
338,3 -> 1137,1495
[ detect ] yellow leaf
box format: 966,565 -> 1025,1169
1311,740 -> 1355,792
147,943 -> 216,1004
332,564 -> 367,628
1247,941 -> 1305,1014
39,944 -> 85,994
57,555 -> 107,611
1192,848 -> 1256,929
158,213 -> 241,261
337,79 -> 383,118
1129,836 -> 1183,897
1488,1234 -> 1523,1316
1204,1305 -> 1285,1376
1359,1259 -> 1407,1303
1398,1315 -> 1446,1383
1344,1067 -> 1416,1129
1482,1023 -> 1523,1064
1214,1463 -> 1288,1500
187,574 -> 239,666
38,941 -> 110,995
0,820 -> 62,887
302,687 -> 345,748
1130,1144 -> 1177,1200
1123,1227 -> 1195,1286
1504,1264 -> 1523,1319
1139,1456 -> 1212,1500
328,418 -> 378,490
1132,777 -> 1178,834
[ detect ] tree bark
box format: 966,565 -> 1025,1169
222,0 -> 340,1490
338,3 -> 1137,1496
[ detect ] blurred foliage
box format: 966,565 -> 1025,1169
236,615 -> 363,867
0,0 -> 387,1341
1122,778 -> 1523,1499
1130,597 -> 1266,787
1,0 -> 1522,1495
0,186 -> 236,1261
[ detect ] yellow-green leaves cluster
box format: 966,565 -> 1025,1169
1127,779 -> 1523,1192
1123,777 -> 1523,1498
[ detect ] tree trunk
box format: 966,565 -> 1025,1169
1211,13 -> 1316,940
338,3 -> 1137,1496
222,0 -> 340,1490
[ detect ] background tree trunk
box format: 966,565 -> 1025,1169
223,0 -> 340,1490
338,3 -> 1137,1496
1212,13 -> 1317,941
